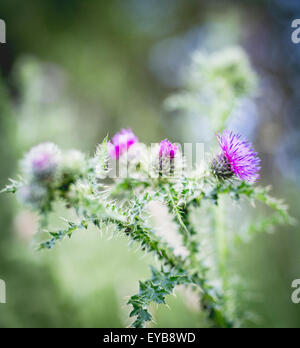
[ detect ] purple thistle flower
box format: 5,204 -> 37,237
21,142 -> 61,182
108,129 -> 138,159
159,139 -> 178,159
158,139 -> 178,176
212,130 -> 261,183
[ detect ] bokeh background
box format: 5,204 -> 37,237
0,0 -> 300,328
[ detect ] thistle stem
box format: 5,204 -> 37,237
214,197 -> 229,295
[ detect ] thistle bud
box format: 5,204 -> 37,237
21,142 -> 61,183
158,139 -> 178,176
108,129 -> 138,159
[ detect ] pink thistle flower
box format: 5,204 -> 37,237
159,139 -> 178,159
212,130 -> 261,183
158,139 -> 178,176
108,129 -> 138,159
21,142 -> 61,182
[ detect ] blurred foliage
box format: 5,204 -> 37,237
164,46 -> 257,137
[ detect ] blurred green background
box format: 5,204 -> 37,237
0,0 -> 300,327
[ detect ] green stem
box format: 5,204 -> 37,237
214,197 -> 229,296
165,185 -> 198,268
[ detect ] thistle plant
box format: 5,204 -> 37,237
1,47 -> 294,328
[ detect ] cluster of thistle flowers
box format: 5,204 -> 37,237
18,143 -> 86,209
18,127 -> 261,208
107,128 -> 260,183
